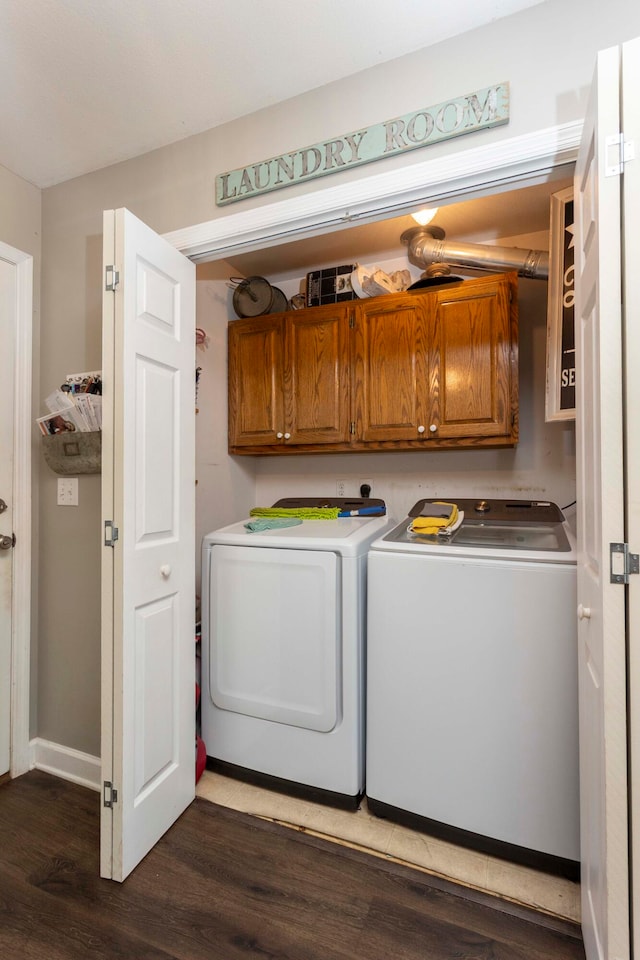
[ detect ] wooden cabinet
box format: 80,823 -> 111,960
227,314 -> 283,447
228,303 -> 350,449
353,293 -> 430,443
228,272 -> 518,455
428,276 -> 516,441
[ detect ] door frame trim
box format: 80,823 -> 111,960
164,120 -> 583,262
0,241 -> 33,778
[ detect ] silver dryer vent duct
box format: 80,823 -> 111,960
401,226 -> 549,281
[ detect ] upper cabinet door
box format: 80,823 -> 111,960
427,274 -> 518,441
284,305 -> 350,445
228,315 -> 284,447
353,294 -> 430,442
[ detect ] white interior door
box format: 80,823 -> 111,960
0,257 -> 16,777
621,35 -> 640,960
101,208 -> 196,881
574,43 -> 629,960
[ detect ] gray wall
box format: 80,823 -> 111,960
0,163 -> 41,256
39,0 -> 640,756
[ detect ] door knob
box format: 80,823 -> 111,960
0,533 -> 16,550
276,432 -> 284,439
284,432 -> 291,440
429,424 -> 437,433
417,425 -> 425,434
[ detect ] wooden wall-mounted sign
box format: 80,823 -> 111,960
216,83 -> 509,206
545,186 -> 575,422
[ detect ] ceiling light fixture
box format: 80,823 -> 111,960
411,207 -> 439,226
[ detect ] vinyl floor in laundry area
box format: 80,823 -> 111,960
197,769 -> 581,925
0,769 -> 584,959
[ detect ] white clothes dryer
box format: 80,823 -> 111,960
201,498 -> 394,807
366,498 -> 579,878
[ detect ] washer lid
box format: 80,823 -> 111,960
385,518 -> 573,552
376,497 -> 575,559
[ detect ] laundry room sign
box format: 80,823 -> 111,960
216,82 -> 510,205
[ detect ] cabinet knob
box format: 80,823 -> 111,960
284,432 -> 291,440
429,424 -> 437,433
276,432 -> 284,439
160,565 -> 171,579
578,604 -> 592,621
417,425 -> 425,434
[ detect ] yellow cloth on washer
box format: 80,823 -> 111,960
409,502 -> 459,536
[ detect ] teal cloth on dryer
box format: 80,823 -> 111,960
244,517 -> 304,532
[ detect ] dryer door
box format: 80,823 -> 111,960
209,545 -> 341,732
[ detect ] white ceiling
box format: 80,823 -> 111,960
2,0 -> 549,189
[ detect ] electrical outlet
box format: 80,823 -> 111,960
57,477 -> 79,506
359,479 -> 374,497
336,479 -> 348,497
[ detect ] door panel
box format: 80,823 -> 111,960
285,306 -> 350,444
101,208 -> 195,882
0,258 -> 16,777
228,316 -> 283,446
210,545 -> 340,731
430,280 -> 513,439
354,296 -> 429,442
621,34 -> 640,960
574,44 -> 629,960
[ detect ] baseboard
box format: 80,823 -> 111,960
30,738 -> 101,792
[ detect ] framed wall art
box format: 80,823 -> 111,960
545,186 -> 575,421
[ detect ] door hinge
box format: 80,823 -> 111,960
103,781 -> 118,808
104,520 -> 119,547
610,542 -> 639,584
105,265 -> 120,291
605,134 -> 635,177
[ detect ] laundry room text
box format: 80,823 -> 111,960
216,83 -> 510,205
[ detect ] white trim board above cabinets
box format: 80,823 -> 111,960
164,121 -> 581,263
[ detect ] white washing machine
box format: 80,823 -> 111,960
366,498 -> 579,877
201,498 -> 394,807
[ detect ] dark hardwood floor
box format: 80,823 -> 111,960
0,771 -> 585,960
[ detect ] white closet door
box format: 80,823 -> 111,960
0,257 -> 16,777
575,43 -> 629,960
621,34 -> 640,960
101,208 -> 196,882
